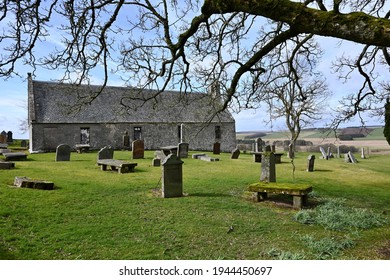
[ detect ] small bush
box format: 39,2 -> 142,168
294,198 -> 387,231
299,234 -> 355,260
267,248 -> 306,260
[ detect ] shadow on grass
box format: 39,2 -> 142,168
0,245 -> 16,260
188,192 -> 232,198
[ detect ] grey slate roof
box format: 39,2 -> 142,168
29,80 -> 235,124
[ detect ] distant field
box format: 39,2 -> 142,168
237,126 -> 386,141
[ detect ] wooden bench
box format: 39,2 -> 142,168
248,182 -> 312,209
97,159 -> 137,173
2,152 -> 28,161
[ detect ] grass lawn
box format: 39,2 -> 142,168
0,150 -> 389,260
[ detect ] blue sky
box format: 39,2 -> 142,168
0,19 -> 387,139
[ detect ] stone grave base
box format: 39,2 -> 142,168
14,176 -> 54,190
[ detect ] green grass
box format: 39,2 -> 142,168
0,151 -> 389,260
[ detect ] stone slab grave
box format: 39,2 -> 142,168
247,146 -> 313,209
192,153 -> 219,162
0,143 -> 8,149
162,154 -> 184,198
247,182 -> 313,209
0,148 -> 11,155
56,144 -> 71,161
2,152 -> 28,161
0,161 -> 15,169
96,146 -> 137,173
97,159 -> 137,173
75,144 -> 90,153
14,176 -> 54,190
160,145 -> 178,156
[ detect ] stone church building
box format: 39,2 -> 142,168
27,74 -> 236,153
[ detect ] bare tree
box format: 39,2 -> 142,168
253,34 -> 330,158
1,1 -> 389,125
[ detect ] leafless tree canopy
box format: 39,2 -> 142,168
1,0 -> 389,126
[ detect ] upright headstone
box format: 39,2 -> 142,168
319,147 -> 328,159
132,140 -> 144,159
327,147 -> 331,158
123,131 -> 130,150
255,138 -> 263,152
361,147 -> 366,159
213,142 -> 221,155
260,151 -> 276,182
97,146 -> 114,160
162,154 -> 184,198
6,131 -> 13,143
0,131 -> 6,144
231,148 -> 240,159
177,142 -> 189,158
55,144 -> 71,161
337,146 -> 341,158
271,142 -> 276,153
307,154 -> 315,172
20,140 -> 27,148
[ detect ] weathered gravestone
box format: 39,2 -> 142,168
132,140 -> 144,159
21,140 -> 27,148
55,144 -> 71,161
97,146 -> 114,160
337,146 -> 341,158
123,131 -> 130,150
213,142 -> 221,155
7,131 -> 13,143
260,149 -> 276,183
231,148 -> 240,159
307,154 -> 315,172
0,131 -> 6,144
152,157 -> 161,167
0,161 -> 15,169
14,176 -> 54,190
346,151 -> 358,163
361,147 -> 368,159
178,142 -> 189,158
162,154 -> 184,198
0,148 -> 11,155
319,147 -> 328,159
255,138 -> 263,152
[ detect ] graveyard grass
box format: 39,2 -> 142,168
0,150 -> 389,260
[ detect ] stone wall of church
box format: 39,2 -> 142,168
29,121 -> 236,153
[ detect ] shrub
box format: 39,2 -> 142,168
299,234 -> 355,260
294,198 -> 387,231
